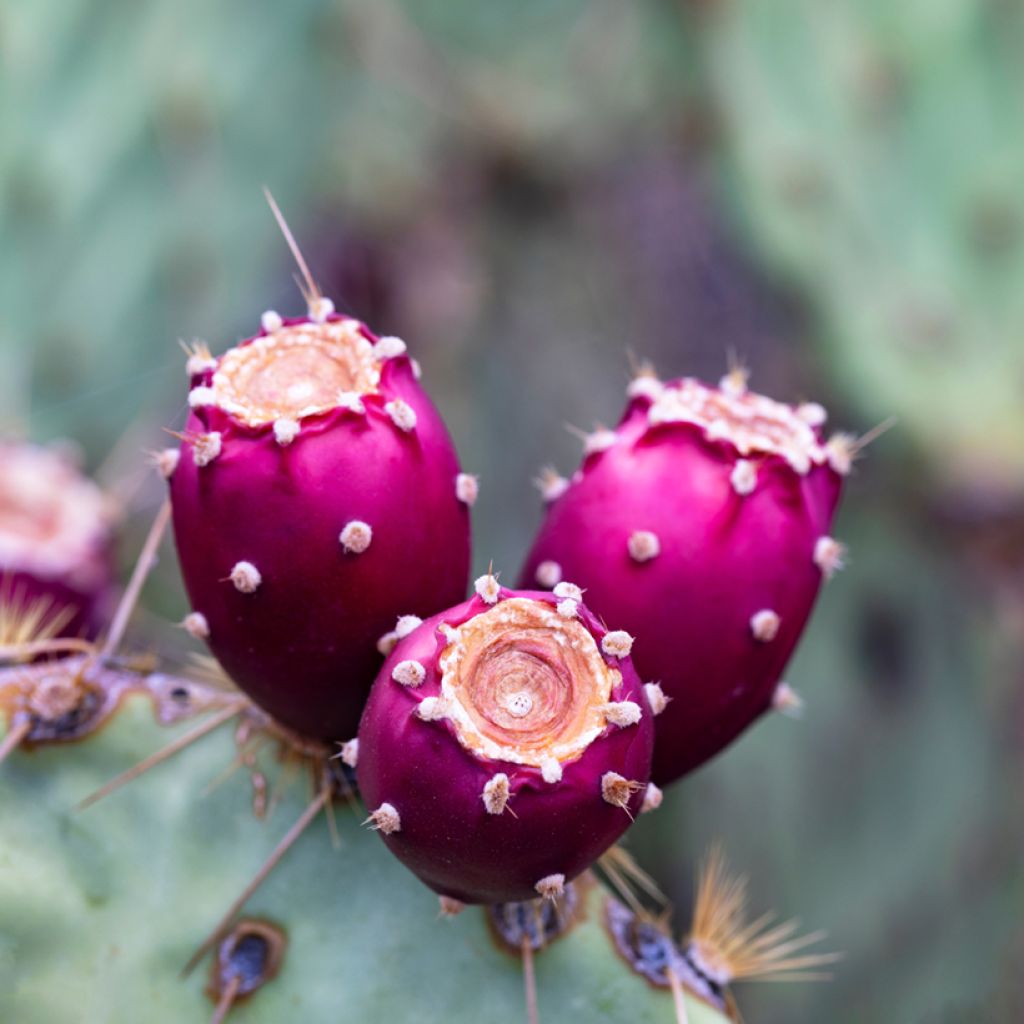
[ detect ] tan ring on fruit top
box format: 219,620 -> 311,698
207,320 -> 383,427
0,444 -> 112,579
645,373 -> 831,475
436,598 -> 621,767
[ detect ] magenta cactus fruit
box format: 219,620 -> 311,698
0,442 -> 116,639
519,369 -> 847,785
166,311 -> 471,740
356,579 -> 655,905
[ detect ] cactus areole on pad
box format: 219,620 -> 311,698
357,585 -> 654,905
520,371 -> 846,785
167,313 -> 471,740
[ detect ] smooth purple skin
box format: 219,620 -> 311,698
169,316 -> 471,740
357,589 -> 655,905
520,386 -> 843,785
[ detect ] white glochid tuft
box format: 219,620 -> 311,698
392,659 -> 426,688
339,520 -> 373,554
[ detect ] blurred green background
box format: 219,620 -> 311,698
3,1 -> 1023,1020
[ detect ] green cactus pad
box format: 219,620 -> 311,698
0,692 -> 729,1024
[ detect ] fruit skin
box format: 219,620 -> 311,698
519,380 -> 843,785
169,314 -> 471,740
0,442 -> 117,639
357,588 -> 654,905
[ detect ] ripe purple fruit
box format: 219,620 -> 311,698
520,369 -> 847,785
0,442 -> 116,639
356,580 -> 655,905
167,311 -> 472,740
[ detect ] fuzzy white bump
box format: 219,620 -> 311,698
392,659 -> 426,688
411,359 -> 423,380
192,432 -> 222,467
229,561 -> 261,594
552,581 -> 583,602
155,448 -> 180,479
641,782 -> 663,814
796,402 -> 828,427
395,615 -> 423,639
602,630 -> 634,659
273,417 -> 300,446
540,756 -> 563,784
627,375 -> 664,402
339,738 -> 359,768
188,386 -> 217,410
438,896 -> 465,917
373,336 -> 407,360
385,399 -> 417,432
416,696 -> 448,722
556,597 -> 578,619
730,459 -> 757,496
180,611 -> 209,640
584,429 -> 618,456
535,560 -> 563,588
366,802 -> 400,834
825,433 -> 856,476
773,682 -> 804,718
339,520 -> 373,554
627,530 -> 660,563
535,874 -> 565,900
261,310 -> 283,333
601,771 -> 640,809
814,536 -> 846,579
482,773 -> 511,815
337,391 -> 366,415
377,630 -> 399,657
537,471 -> 569,503
604,700 -> 642,728
644,682 -> 668,716
309,296 -> 335,324
474,573 -> 500,604
750,609 -> 781,642
455,473 -> 479,506
719,367 -> 749,398
186,352 -> 217,377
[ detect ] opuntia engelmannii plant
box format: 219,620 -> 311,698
0,441 -> 116,642
520,368 -> 848,784
357,574 -> 656,906
165,304 -> 473,741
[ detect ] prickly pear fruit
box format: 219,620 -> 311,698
357,578 -> 655,905
0,441 -> 116,640
520,371 -> 845,784
167,312 -> 472,740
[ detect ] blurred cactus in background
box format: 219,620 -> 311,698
1,0 -> 1023,1021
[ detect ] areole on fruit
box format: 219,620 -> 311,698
357,584 -> 654,906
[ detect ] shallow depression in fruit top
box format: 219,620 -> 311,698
211,320 -> 381,426
440,598 -> 619,766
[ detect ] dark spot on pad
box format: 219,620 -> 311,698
487,881 -> 581,953
27,688 -> 103,743
604,896 -> 729,1014
208,919 -> 286,1005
